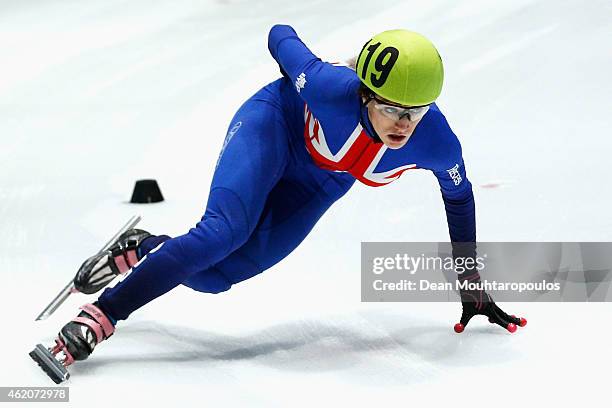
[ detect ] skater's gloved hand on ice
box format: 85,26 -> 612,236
453,272 -> 527,334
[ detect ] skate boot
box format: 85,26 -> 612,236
73,229 -> 151,294
29,303 -> 115,383
58,303 -> 115,361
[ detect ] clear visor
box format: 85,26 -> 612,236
372,101 -> 430,122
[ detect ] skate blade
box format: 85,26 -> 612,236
29,344 -> 70,384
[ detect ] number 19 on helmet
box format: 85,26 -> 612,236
356,29 -> 444,107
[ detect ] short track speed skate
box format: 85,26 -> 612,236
31,217 -> 146,383
30,303 -> 115,384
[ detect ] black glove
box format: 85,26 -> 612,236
454,274 -> 527,333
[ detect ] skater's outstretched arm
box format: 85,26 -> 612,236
268,24 -> 357,110
417,106 -> 475,243
422,107 -> 527,333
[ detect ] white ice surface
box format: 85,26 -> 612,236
1,0 -> 611,406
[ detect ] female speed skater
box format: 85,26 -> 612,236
35,24 -> 527,381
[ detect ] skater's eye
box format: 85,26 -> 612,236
383,106 -> 400,114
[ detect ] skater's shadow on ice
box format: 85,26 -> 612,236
74,311 -> 520,384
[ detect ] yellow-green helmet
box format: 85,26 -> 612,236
356,29 -> 444,107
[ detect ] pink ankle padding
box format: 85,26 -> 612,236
72,316 -> 104,344
79,304 -> 115,338
126,250 -> 138,268
114,254 -> 129,274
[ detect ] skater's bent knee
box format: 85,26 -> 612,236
182,267 -> 233,294
207,283 -> 232,294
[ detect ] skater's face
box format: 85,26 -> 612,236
365,94 -> 426,150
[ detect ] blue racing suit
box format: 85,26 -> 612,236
98,25 -> 475,321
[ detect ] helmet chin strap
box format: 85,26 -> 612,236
360,97 -> 383,144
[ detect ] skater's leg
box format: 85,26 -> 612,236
183,165 -> 355,292
98,100 -> 290,321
